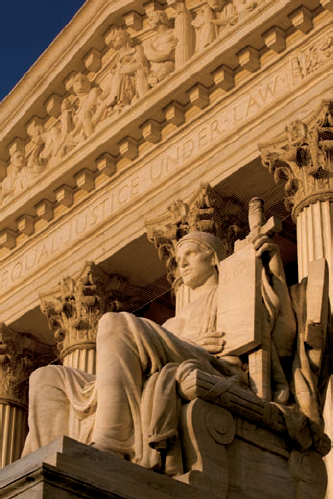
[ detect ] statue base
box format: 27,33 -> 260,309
1,401 -> 328,499
1,436 -> 203,499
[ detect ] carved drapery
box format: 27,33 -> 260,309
146,183 -> 246,289
0,324 -> 54,467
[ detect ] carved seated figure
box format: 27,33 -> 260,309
143,11 -> 177,87
23,229 -> 314,479
57,73 -> 102,156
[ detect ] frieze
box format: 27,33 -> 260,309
0,0 -> 327,208
1,30 -> 331,294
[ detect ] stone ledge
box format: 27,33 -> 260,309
1,437 -> 204,499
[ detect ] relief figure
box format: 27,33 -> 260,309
56,73 -> 102,156
143,11 -> 177,86
95,26 -> 149,118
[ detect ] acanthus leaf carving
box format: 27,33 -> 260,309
0,323 -> 55,405
259,100 -> 333,218
40,262 -> 127,359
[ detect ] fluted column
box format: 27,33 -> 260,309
297,200 -> 332,280
40,262 -> 126,374
0,324 -> 54,467
260,99 -> 333,499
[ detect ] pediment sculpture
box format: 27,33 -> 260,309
1,1 -> 275,205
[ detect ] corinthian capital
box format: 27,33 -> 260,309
0,324 -> 55,406
40,262 -> 127,360
259,100 -> 333,221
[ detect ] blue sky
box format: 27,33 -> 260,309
1,1 -> 86,101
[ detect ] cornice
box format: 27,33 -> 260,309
0,16 -> 331,255
0,0 -> 325,149
1,0 -> 137,139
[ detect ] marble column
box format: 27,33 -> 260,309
0,324 -> 54,467
40,262 -> 123,374
260,99 -> 333,498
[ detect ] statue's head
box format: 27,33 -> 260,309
107,26 -> 131,50
207,0 -> 224,11
149,11 -> 170,30
11,151 -> 25,170
176,231 -> 224,289
72,73 -> 91,95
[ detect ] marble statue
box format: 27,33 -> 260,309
1,145 -> 43,204
26,123 -> 48,174
22,229 -> 300,475
192,1 -> 220,52
192,0 -> 238,52
213,0 -> 239,33
57,73 -> 102,155
96,26 -> 149,117
143,11 -> 177,86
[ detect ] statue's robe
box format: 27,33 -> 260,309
24,273 -> 325,474
23,286 -> 227,474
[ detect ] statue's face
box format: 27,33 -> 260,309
112,30 -> 127,50
30,125 -> 44,144
11,152 -> 25,169
176,241 -> 216,289
73,73 -> 91,95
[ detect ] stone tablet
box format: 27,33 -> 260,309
217,245 -> 262,356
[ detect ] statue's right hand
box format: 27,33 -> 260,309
197,331 -> 226,354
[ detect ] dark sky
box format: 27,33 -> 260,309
1,0 -> 86,101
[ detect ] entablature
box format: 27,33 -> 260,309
1,3 -> 331,252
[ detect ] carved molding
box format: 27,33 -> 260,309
1,0 -> 326,211
288,450 -> 328,499
0,323 -> 55,406
259,99 -> 333,222
146,183 -> 246,285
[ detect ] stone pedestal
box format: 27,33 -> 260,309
1,437 -> 203,499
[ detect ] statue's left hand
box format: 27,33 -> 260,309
197,331 -> 226,354
252,234 -> 285,280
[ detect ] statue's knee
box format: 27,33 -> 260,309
29,365 -> 60,392
98,312 -> 124,337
